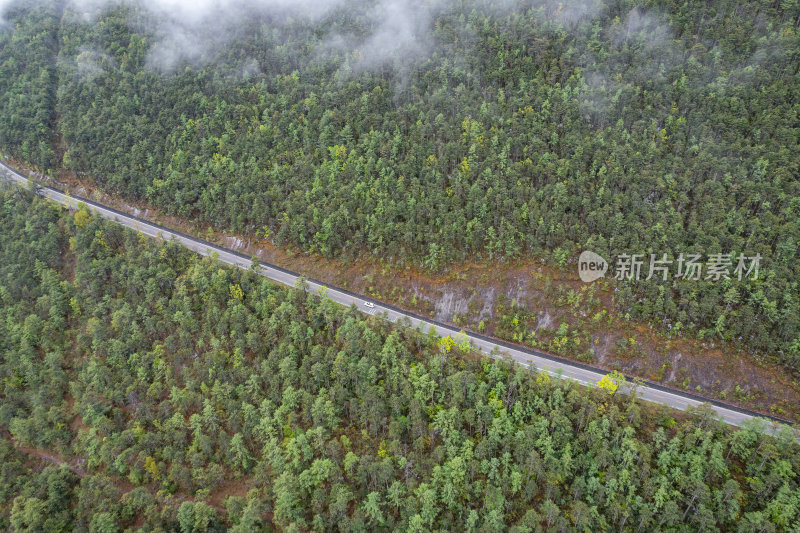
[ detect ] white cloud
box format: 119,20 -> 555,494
69,0 -> 353,71
16,0 -> 609,74
0,0 -> 16,26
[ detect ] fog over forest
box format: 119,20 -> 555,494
0,0 -> 798,529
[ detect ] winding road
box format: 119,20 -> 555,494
1,160 -> 795,434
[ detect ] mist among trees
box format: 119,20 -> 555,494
2,0 -> 797,371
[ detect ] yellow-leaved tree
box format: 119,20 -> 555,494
438,336 -> 455,354
597,370 -> 626,395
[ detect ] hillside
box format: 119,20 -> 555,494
1,187 -> 799,530
0,0 -> 798,376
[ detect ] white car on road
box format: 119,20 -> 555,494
364,301 -> 375,308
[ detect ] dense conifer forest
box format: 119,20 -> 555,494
0,0 -> 798,371
1,188 -> 799,530
2,0 -> 800,529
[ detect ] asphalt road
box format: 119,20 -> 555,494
1,160 -> 794,434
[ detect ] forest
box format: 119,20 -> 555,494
2,186 -> 800,530
0,0 -> 797,375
